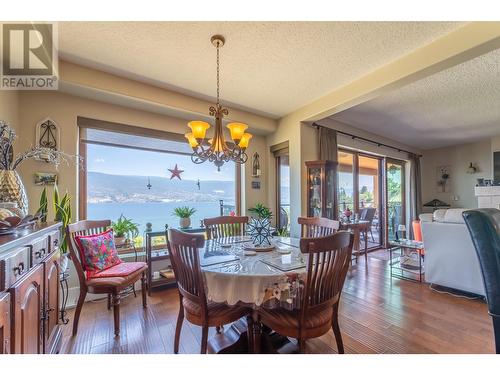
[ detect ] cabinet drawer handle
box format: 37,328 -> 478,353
13,262 -> 25,276
35,248 -> 46,258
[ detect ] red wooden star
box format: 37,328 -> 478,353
168,164 -> 184,180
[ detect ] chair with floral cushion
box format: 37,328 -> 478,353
67,220 -> 148,336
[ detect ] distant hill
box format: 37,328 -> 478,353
87,171 -> 235,203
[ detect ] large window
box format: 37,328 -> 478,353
79,118 -> 238,246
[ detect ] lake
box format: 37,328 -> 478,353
87,201 -> 236,234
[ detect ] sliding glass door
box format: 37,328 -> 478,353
337,150 -> 383,249
386,159 -> 406,242
358,154 -> 382,248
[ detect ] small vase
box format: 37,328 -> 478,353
0,170 -> 28,217
179,217 -> 191,229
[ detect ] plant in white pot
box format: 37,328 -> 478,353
111,214 -> 139,246
173,206 -> 196,229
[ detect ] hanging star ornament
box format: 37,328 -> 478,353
168,164 -> 184,180
146,177 -> 152,190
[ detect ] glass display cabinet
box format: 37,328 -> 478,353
305,160 -> 338,219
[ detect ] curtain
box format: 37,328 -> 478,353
318,127 -> 338,161
409,153 -> 423,235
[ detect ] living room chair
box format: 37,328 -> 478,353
463,208 -> 500,354
257,231 -> 354,353
167,229 -> 250,354
298,216 -> 340,237
66,220 -> 148,336
203,215 -> 249,240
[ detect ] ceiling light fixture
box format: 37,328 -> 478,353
185,35 -> 252,171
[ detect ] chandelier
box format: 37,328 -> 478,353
184,35 -> 252,171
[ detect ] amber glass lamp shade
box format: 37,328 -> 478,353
227,122 -> 248,143
184,132 -> 199,148
238,133 -> 253,149
188,121 -> 210,140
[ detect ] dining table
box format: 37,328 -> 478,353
199,235 -> 308,353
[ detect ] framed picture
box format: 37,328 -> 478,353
436,166 -> 450,193
34,172 -> 58,186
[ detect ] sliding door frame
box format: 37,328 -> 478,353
385,157 -> 407,247
338,147 -> 384,250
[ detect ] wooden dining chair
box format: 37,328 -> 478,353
257,231 -> 354,353
66,220 -> 148,336
167,229 -> 250,354
203,215 -> 249,240
298,216 -> 340,237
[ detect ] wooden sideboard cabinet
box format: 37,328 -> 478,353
0,222 -> 63,354
0,292 -> 10,354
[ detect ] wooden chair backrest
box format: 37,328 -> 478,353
66,220 -> 111,289
299,231 -> 354,328
298,216 -> 340,237
203,216 -> 249,240
167,229 -> 207,310
360,207 -> 376,223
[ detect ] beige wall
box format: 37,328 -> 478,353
421,139 -> 494,210
0,91 -> 20,142
15,90 -> 267,221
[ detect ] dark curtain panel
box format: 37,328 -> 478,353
318,127 -> 338,161
409,153 -> 423,236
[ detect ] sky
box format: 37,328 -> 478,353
87,143 -> 236,181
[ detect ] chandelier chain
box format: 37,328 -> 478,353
216,41 -> 220,105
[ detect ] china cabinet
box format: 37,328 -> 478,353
305,160 -> 338,219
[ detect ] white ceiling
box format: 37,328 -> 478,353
58,21 -> 464,118
330,47 -> 500,150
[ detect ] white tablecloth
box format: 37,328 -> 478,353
201,237 -> 307,306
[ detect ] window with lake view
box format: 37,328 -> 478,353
82,126 -> 237,246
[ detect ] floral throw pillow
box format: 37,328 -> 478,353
75,228 -> 122,279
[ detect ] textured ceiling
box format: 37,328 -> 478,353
58,22 -> 464,118
330,47 -> 500,150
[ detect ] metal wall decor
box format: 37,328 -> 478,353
252,152 -> 261,177
247,217 -> 273,246
36,118 -> 59,150
184,35 -> 253,171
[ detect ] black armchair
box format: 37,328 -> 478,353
463,208 -> 500,354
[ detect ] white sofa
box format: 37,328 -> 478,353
420,208 -> 485,296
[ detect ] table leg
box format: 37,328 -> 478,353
246,315 -> 254,354
353,229 -> 360,263
364,227 -> 368,263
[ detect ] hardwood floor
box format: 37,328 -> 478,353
60,253 -> 495,354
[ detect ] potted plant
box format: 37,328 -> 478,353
36,185 -> 72,272
173,206 -> 196,229
111,214 -> 139,246
248,203 -> 272,219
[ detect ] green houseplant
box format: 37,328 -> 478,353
111,214 -> 139,246
36,185 -> 72,272
248,203 -> 272,219
173,206 -> 196,229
